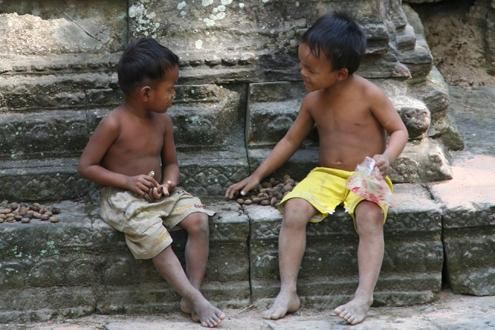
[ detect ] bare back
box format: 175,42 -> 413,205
307,76 -> 391,171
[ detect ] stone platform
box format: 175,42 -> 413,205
2,162 -> 494,323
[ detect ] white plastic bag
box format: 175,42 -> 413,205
346,156 -> 392,208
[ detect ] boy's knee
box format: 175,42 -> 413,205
283,199 -> 314,228
183,212 -> 209,235
355,201 -> 383,235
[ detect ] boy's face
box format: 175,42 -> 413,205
147,65 -> 179,113
298,43 -> 343,91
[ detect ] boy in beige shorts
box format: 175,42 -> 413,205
79,38 -> 224,328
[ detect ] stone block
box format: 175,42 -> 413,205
248,148 -> 319,182
169,85 -> 241,149
247,183 -> 443,307
0,1 -> 126,56
0,73 -> 120,111
0,158 -> 94,201
389,138 -> 452,183
392,95 -> 430,140
178,149 -> 249,196
0,199 -> 250,322
430,154 -> 495,295
0,110 -> 91,159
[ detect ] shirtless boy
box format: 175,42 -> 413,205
79,38 -> 225,328
225,13 -> 408,325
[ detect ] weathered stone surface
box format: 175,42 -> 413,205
392,95 -> 430,140
0,1 -> 126,56
0,159 -> 94,201
0,53 -> 120,75
390,138 -> 452,183
169,85 -> 240,148
449,86 -> 495,155
429,154 -> 495,296
248,148 -> 319,182
0,73 -> 120,111
246,183 -> 443,306
178,149 -> 249,196
126,0 -> 428,83
0,200 -> 250,322
0,110 -> 92,159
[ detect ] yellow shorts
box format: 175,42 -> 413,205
279,167 -> 393,224
100,187 -> 215,260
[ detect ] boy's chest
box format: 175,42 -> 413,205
116,121 -> 165,154
313,105 -> 373,132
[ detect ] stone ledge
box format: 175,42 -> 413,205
1,180 -> 493,322
430,153 -> 495,295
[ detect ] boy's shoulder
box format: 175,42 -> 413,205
353,75 -> 386,100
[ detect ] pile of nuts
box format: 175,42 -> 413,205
236,174 -> 298,206
0,201 -> 61,224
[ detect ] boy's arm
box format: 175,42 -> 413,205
369,86 -> 409,173
225,97 -> 314,199
160,115 -> 179,196
78,115 -> 158,196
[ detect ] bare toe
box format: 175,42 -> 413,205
334,298 -> 371,325
262,291 -> 300,320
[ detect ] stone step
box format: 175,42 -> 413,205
3,180 -> 493,323
0,72 -> 120,111
0,147 -> 249,201
0,84 -> 241,159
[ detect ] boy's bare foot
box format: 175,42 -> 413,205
262,291 -> 301,320
189,297 -> 225,328
180,298 -> 199,322
334,297 -> 372,325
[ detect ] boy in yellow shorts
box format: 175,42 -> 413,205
225,12 -> 408,325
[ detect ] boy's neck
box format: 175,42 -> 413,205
322,73 -> 354,94
122,99 -> 150,118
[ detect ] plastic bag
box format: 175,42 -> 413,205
346,156 -> 392,207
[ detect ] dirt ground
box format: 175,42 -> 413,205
413,0 -> 495,87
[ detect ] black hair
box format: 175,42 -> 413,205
302,12 -> 366,74
117,38 -> 179,95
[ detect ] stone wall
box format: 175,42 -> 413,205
0,0 -> 464,203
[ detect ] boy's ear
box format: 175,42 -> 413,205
140,85 -> 152,101
336,68 -> 349,80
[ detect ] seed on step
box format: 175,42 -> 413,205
243,199 -> 253,205
260,199 -> 270,205
49,216 -> 60,223
236,198 -> 244,204
8,202 -> 19,210
32,211 -> 42,219
0,208 -> 12,214
21,217 -> 31,224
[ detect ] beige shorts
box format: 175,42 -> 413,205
100,187 -> 215,259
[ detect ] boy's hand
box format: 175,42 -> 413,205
126,174 -> 160,198
372,154 -> 391,175
225,175 -> 260,199
160,180 -> 176,197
